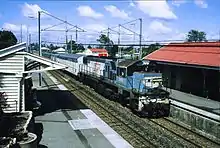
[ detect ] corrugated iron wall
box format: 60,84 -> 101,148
0,53 -> 24,112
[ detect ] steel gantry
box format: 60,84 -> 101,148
100,18 -> 143,59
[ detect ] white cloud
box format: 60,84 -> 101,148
129,1 -> 135,7
172,0 -> 187,7
149,21 -> 172,34
194,0 -> 208,8
2,23 -> 27,32
207,32 -> 219,40
77,5 -> 103,19
104,5 -> 130,19
169,32 -> 186,41
22,3 -> 48,18
136,0 -> 177,20
83,23 -> 107,32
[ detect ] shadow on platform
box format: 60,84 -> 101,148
196,105 -> 220,115
34,89 -> 89,117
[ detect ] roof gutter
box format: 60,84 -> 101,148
155,61 -> 220,71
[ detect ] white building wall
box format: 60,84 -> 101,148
0,53 -> 24,112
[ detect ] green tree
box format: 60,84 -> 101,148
97,34 -> 116,56
67,40 -> 77,52
0,30 -> 17,49
142,43 -> 161,58
77,43 -> 85,51
96,34 -> 113,45
109,45 -> 118,57
87,45 -> 92,49
186,30 -> 207,42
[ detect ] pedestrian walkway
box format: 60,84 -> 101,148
32,72 -> 133,148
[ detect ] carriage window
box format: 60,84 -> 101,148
117,68 -> 126,77
110,61 -> 116,70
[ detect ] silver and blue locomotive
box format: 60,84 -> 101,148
43,52 -> 170,116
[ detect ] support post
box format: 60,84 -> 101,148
26,26 -> 29,52
38,11 -> 42,87
29,34 -> 31,53
107,27 -> 110,39
20,24 -> 23,43
139,18 -> 142,60
65,17 -> 68,53
118,25 -> 121,58
76,25 -> 78,43
202,69 -> 208,98
71,35 -> 73,53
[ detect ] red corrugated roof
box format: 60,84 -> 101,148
90,48 -> 108,53
144,42 -> 220,67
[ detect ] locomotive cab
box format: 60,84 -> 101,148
116,59 -> 170,117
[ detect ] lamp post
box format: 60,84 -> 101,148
38,11 -> 42,87
27,13 -> 42,86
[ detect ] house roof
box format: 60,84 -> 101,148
89,48 -> 108,53
117,59 -> 140,68
144,42 -> 220,68
0,42 -> 66,74
54,47 -> 65,52
41,47 -> 50,50
0,42 -> 26,58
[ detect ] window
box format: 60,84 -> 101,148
117,68 -> 126,77
110,61 -> 116,70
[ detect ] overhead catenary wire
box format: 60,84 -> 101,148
40,11 -> 85,32
41,40 -> 220,47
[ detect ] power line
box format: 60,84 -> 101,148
41,40 -> 220,47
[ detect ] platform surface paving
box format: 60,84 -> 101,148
166,88 -> 220,115
32,72 -> 133,148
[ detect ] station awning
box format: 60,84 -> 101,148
0,42 -> 67,74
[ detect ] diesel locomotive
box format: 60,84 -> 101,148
43,52 -> 170,116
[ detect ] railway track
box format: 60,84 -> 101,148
148,117 -> 220,148
51,70 -> 156,148
50,70 -> 219,148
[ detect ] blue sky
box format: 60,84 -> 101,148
0,0 -> 219,44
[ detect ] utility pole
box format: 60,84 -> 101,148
107,27 -> 110,51
20,24 -> 23,43
65,17 -> 68,53
29,34 -> 31,53
26,26 -> 29,52
75,25 -> 78,43
118,24 -> 121,58
38,11 -> 42,86
107,27 -> 110,39
139,18 -> 142,60
71,35 -> 73,53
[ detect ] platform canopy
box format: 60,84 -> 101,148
0,42 -> 67,74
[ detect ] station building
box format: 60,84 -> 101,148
143,42 -> 220,102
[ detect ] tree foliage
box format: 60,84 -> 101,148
87,45 -> 92,49
186,30 -> 207,42
142,43 -> 162,58
96,34 -> 113,46
96,34 -> 117,57
0,30 -> 17,50
67,40 -> 77,51
67,40 -> 85,53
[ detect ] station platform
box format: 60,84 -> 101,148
31,72 -> 133,148
164,87 -> 220,122
166,88 -> 220,115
